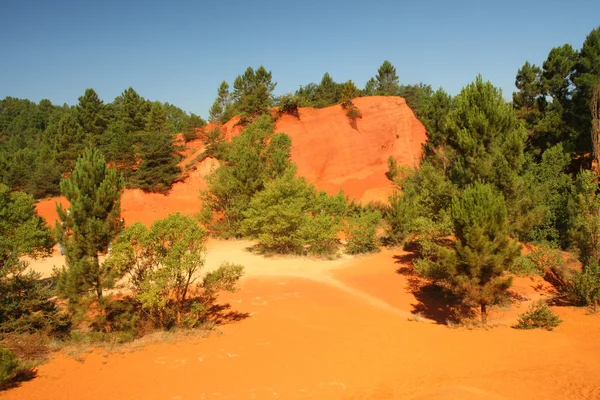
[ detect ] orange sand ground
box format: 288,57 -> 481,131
9,241 -> 600,400
15,98 -> 600,399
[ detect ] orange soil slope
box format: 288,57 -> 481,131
35,156 -> 218,227
276,96 -> 426,203
219,96 -> 426,203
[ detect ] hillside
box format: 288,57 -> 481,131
224,96 -> 427,203
35,96 -> 425,226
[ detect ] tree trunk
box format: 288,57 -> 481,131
93,255 -> 103,303
481,304 -> 487,325
591,82 -> 600,178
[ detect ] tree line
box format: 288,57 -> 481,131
0,88 -> 204,198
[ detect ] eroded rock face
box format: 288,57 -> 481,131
275,96 -> 426,203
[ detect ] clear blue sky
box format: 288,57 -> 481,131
1,0 -> 599,117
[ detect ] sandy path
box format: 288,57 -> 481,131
9,241 -> 600,400
25,240 -> 421,321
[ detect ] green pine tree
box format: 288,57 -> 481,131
55,148 -> 125,303
436,183 -> 520,324
231,67 -> 276,121
132,103 -> 182,192
375,60 -> 400,96
209,81 -> 232,123
0,184 -> 61,333
75,88 -> 108,148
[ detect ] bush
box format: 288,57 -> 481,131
201,115 -> 293,237
386,156 -> 399,182
0,347 -> 21,389
203,127 -> 224,158
242,173 -> 346,256
516,300 -> 562,330
345,104 -> 362,120
509,255 -> 540,277
277,94 -> 300,119
107,214 -> 245,330
565,263 -> 600,310
345,210 -> 381,254
528,246 -> 565,275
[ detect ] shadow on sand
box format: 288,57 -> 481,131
205,303 -> 250,325
393,252 -> 455,324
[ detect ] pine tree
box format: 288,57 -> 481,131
573,27 -> 600,152
315,72 -> 341,107
375,60 -> 400,96
55,148 -> 124,302
75,88 -> 107,148
340,80 -> 360,105
132,133 -> 181,192
231,67 -> 276,121
438,183 -> 520,324
48,112 -> 87,173
363,77 -> 377,96
105,121 -> 136,178
442,76 -> 534,236
114,87 -> 149,135
132,103 -> 181,192
209,81 -> 231,123
182,113 -> 206,142
0,184 -> 59,333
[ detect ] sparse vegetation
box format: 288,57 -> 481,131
516,300 -> 562,330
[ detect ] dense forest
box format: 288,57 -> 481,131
0,88 -> 205,197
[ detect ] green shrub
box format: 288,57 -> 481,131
565,263 -> 600,310
509,255 -> 540,277
0,347 -> 21,388
107,214 -> 245,330
516,300 -> 562,330
528,246 -> 565,274
277,94 -> 300,118
242,173 -> 346,256
345,210 -> 381,254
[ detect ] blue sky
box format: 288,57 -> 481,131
1,0 -> 599,116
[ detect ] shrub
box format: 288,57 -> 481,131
201,115 -> 293,237
509,255 -> 540,277
528,246 -> 565,274
516,300 -> 562,330
277,94 -> 300,118
564,263 -> 600,310
345,210 -> 381,254
0,347 -> 21,389
107,214 -> 245,330
203,127 -> 224,158
386,156 -> 399,182
243,173 -> 346,256
345,104 -> 362,120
